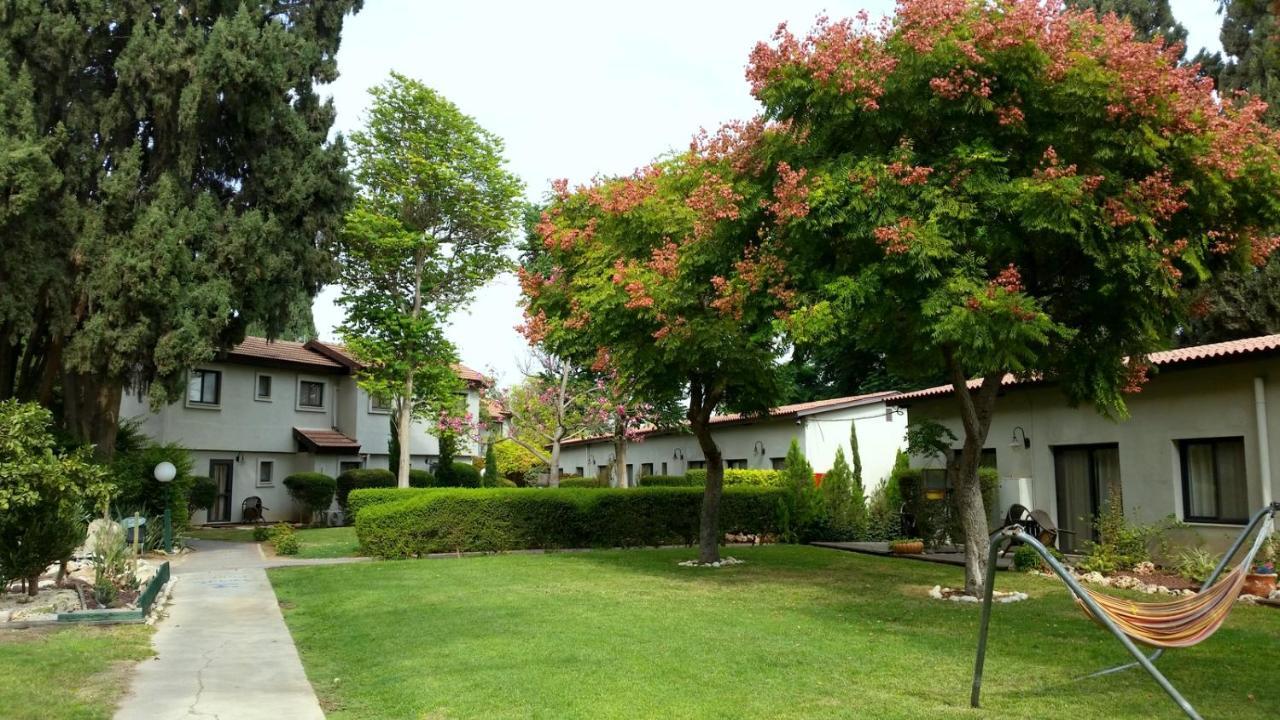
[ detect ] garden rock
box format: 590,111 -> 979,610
929,585 -> 1027,603
678,556 -> 744,568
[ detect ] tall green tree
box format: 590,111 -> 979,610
522,146 -> 791,563
338,73 -> 523,488
0,2 -> 360,457
1065,0 -> 1187,53
1212,0 -> 1280,125
749,1 -> 1280,593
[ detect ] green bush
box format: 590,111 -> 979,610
110,441 -> 196,532
348,487 -> 435,520
1012,543 -> 1064,572
188,476 -> 217,514
638,475 -> 698,487
336,468 -> 397,512
355,486 -> 786,559
558,476 -> 604,488
895,464 -> 999,548
422,462 -> 480,488
684,468 -> 783,487
252,525 -> 270,542
270,523 -> 299,555
283,472 -> 336,523
1174,547 -> 1219,583
408,469 -> 435,488
1077,501 -> 1177,574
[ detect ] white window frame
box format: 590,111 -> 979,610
185,368 -> 222,409
254,372 -> 274,402
257,460 -> 274,487
296,376 -> 327,412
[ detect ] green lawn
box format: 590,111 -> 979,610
269,545 -> 1280,719
0,625 -> 153,720
187,525 -> 359,559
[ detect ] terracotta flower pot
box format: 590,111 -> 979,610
890,540 -> 924,555
1243,572 -> 1277,598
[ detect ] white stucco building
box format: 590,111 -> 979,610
889,334 -> 1280,553
120,336 -> 487,524
555,391 -> 907,488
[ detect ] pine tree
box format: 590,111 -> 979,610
483,441 -> 499,487
781,440 -> 820,542
1064,0 -> 1188,53
1213,0 -> 1280,125
848,424 -> 867,535
821,447 -> 856,539
0,2 -> 361,456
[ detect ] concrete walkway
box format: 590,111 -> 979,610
116,540 -> 363,720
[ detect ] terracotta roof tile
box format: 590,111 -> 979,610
887,333 -> 1280,403
224,337 -> 345,370
303,339 -> 489,386
292,427 -> 361,454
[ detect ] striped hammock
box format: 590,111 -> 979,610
1075,517 -> 1273,649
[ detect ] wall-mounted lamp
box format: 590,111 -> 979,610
235,452 -> 244,463
673,448 -> 685,460
753,440 -> 766,456
1010,426 -> 1030,449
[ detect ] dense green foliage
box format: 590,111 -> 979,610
0,2 -> 361,455
492,438 -> 542,485
354,487 -> 785,558
894,467 -> 999,547
109,439 -> 196,530
347,487 -> 434,521
482,442 -> 498,487
1064,0 -> 1186,50
270,523 -> 300,556
683,469 -> 784,487
271,544 -> 1280,720
335,468 -> 397,513
187,476 -> 216,516
1209,0 -> 1280,126
637,475 -> 700,487
337,72 -> 522,485
779,440 -> 821,542
0,400 -> 112,591
1076,500 -> 1177,573
427,462 -> 480,488
283,472 -> 337,522
817,448 -> 861,540
557,476 -> 603,488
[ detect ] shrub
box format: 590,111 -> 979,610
558,476 -> 604,488
270,523 -> 299,555
1174,547 -> 1220,583
1077,501 -> 1177,574
482,442 -> 499,487
813,447 -> 859,541
336,468 -> 397,512
779,440 -> 822,542
423,462 -> 479,488
110,440 -> 196,532
355,487 -> 786,558
408,469 -> 435,488
638,475 -> 698,487
493,439 -> 542,485
348,487 -> 434,520
283,472 -> 336,523
684,468 -> 783,487
252,525 -> 270,542
188,476 -> 217,515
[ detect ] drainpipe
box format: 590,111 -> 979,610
1255,377 -> 1274,508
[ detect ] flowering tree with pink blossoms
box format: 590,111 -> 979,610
494,350 -> 601,487
747,0 -> 1280,593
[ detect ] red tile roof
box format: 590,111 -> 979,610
292,427 -> 361,454
221,337 -> 487,385
888,333 -> 1280,403
559,390 -> 899,448
224,337 -> 346,371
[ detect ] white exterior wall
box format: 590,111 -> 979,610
802,402 -> 907,491
555,401 -> 906,485
120,360 -> 483,523
904,358 -> 1280,552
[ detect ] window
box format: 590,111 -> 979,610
575,466 -> 584,477
370,394 -> 392,413
257,460 -> 274,487
340,461 -> 364,474
1180,437 -> 1249,524
726,458 -> 748,469
688,460 -> 706,470
641,463 -> 653,477
770,457 -> 786,470
187,369 -> 221,406
298,380 -> 325,409
661,462 -> 668,475
255,374 -> 273,401
1053,444 -> 1122,552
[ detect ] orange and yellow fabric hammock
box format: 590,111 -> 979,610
1075,563 -> 1249,648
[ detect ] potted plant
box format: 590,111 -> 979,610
890,538 -> 925,555
1243,535 -> 1278,598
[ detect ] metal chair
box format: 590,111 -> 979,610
1000,503 -> 1062,553
241,496 -> 268,523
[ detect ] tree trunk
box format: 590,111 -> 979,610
548,431 -> 562,487
944,349 -> 1004,596
396,374 -> 414,489
26,573 -> 39,597
689,379 -> 725,564
612,432 -> 627,488
61,370 -> 123,461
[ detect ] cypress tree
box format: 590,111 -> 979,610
0,2 -> 362,456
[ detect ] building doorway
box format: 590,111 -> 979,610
210,460 -> 234,523
1053,444 -> 1120,553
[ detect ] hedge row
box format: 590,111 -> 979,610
347,487 -> 433,520
682,469 -> 784,487
637,475 -> 698,487
355,487 -> 786,558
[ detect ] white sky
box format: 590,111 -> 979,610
313,0 -> 1225,386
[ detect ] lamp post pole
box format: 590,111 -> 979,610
154,461 -> 177,553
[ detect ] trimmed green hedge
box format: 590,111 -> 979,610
336,468 -> 396,512
637,475 -> 698,487
283,472 -> 336,519
347,487 -> 433,521
355,486 -> 786,558
683,469 -> 784,487
557,476 -> 603,488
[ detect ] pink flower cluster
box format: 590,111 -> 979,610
886,160 -> 933,186
746,13 -> 896,110
873,217 -> 917,255
765,162 -> 810,223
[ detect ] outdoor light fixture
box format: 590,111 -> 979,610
154,461 -> 177,553
673,448 -> 685,460
1010,426 -> 1030,449
753,440 -> 766,456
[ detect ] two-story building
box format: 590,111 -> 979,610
120,336 -> 487,524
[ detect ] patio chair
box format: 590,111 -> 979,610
241,496 -> 268,523
999,503 -> 1064,554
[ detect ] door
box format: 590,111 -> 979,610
210,460 -> 234,523
1053,445 -> 1120,553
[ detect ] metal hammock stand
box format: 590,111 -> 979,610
970,502 -> 1280,720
